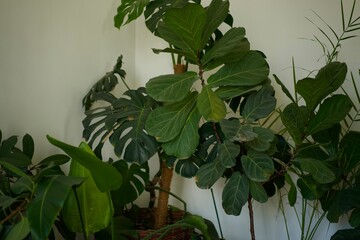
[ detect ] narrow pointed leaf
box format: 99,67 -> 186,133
222,172 -> 249,215
197,85 -> 226,122
146,72 -> 198,102
27,175 -> 84,240
47,136 -> 122,192
285,173 -> 297,206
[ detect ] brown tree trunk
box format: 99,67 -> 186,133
154,63 -> 186,229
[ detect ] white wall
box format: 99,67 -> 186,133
1,0 -> 359,240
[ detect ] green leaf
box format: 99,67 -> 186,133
207,51 -> 269,88
281,103 -> 307,146
296,62 -> 347,111
215,85 -> 261,100
349,209 -> 360,228
0,135 -> 17,157
146,92 -> 198,142
202,27 -> 250,69
5,217 -> 30,240
38,154 -> 70,167
197,85 -> 226,122
273,74 -> 295,103
218,140 -> 240,168
306,95 -> 352,136
222,172 -> 249,215
220,119 -> 257,142
47,136 -> 122,192
114,0 -> 150,28
297,176 -> 317,200
241,85 -> 276,122
146,72 -> 198,102
157,3 -> 207,63
182,215 -> 220,240
200,0 -> 230,49
112,161 -> 149,208
175,155 -> 204,178
296,158 -> 335,184
22,134 -> 34,159
241,151 -> 274,182
340,131 -> 360,173
249,181 -> 268,203
195,160 -> 226,189
62,143 -> 114,236
11,176 -> 33,195
27,175 -> 83,240
162,107 -> 201,159
285,173 -> 297,206
0,161 -> 31,180
0,195 -> 17,210
331,228 -> 360,240
245,127 -> 275,152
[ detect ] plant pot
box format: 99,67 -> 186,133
127,207 -> 193,240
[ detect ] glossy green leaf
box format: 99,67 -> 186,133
27,175 -> 83,240
197,85 -> 226,122
146,72 -> 198,102
200,0 -> 229,50
195,161 -> 226,189
112,160 -> 149,208
281,103 -> 307,146
157,3 -> 207,63
296,158 -> 335,184
47,136 -> 122,192
215,85 -> 261,100
22,134 -> 34,159
202,27 -> 249,69
207,51 -> 269,88
222,172 -> 249,215
306,94 -> 352,136
62,143 -> 114,236
241,85 -> 276,122
175,155 -> 204,178
114,0 -> 150,28
38,154 -> 70,167
146,92 -> 198,142
220,119 -> 257,142
297,176 -> 317,200
162,107 -> 201,159
5,217 -> 30,240
249,181 -> 268,203
285,173 -> 297,206
245,127 -> 275,152
296,62 -> 347,111
218,140 -> 239,168
241,151 -> 274,182
340,131 -> 360,173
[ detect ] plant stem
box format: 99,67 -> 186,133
211,188 -> 224,239
248,197 -> 256,240
0,200 -> 27,225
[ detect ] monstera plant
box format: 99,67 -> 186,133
82,0 -> 286,239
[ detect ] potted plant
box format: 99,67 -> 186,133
82,0 -> 285,239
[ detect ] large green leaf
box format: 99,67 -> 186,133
112,160 -> 149,208
4,217 -> 30,240
297,176 -> 317,200
202,27 -> 249,69
182,214 -> 220,240
340,131 -> 360,173
195,160 -> 226,189
47,136 -> 122,192
296,157 -> 335,184
284,173 -> 297,206
162,107 -> 201,158
83,88 -> 158,164
217,140 -> 239,168
207,51 -> 269,88
175,155 -> 204,178
27,175 -> 83,240
146,92 -> 198,142
146,71 -> 198,102
331,228 -> 360,240
197,85 -> 226,122
114,0 -> 150,28
220,119 -> 257,142
241,151 -> 274,182
241,85 -> 276,122
296,62 -> 347,111
62,143 -> 113,236
281,103 -> 307,146
306,95 -> 352,136
157,3 -> 207,63
349,209 -> 360,228
222,172 -> 249,215
215,85 -> 261,100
